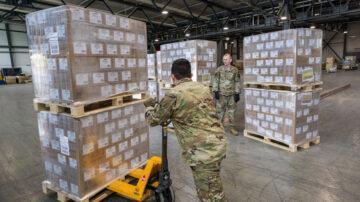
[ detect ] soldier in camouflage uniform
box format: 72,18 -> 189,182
144,59 -> 228,202
213,53 -> 241,135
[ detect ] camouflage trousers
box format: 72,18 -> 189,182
190,161 -> 227,202
216,94 -> 237,127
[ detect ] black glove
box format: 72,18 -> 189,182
143,98 -> 156,107
234,94 -> 240,102
214,91 -> 220,100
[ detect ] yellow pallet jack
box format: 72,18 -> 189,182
107,121 -> 175,202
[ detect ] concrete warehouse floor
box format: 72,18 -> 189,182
0,70 -> 360,202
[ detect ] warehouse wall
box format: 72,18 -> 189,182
322,22 -> 360,63
0,23 -> 31,75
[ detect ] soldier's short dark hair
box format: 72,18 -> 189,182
171,58 -> 192,80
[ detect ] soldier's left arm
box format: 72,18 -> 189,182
145,94 -> 176,126
235,68 -> 242,94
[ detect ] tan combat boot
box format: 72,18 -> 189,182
230,127 -> 239,136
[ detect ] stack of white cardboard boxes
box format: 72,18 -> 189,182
243,29 -> 322,147
27,6 -> 149,200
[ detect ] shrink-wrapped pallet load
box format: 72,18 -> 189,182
160,40 -> 217,87
243,29 -> 322,86
26,5 -> 148,104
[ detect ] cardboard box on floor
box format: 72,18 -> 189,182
26,5 -> 148,105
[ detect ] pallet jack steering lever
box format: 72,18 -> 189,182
155,120 -> 174,202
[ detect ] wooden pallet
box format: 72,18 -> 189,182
34,91 -> 148,118
158,81 -> 174,89
243,130 -> 320,152
244,82 -> 323,92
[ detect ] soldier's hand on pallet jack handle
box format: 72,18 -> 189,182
144,97 -> 156,107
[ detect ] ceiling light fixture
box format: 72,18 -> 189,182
280,16 -> 287,20
225,37 -> 230,40
224,26 -> 229,30
310,25 -> 316,29
155,38 -> 159,42
161,10 -> 168,15
185,33 -> 190,37
344,30 -> 348,34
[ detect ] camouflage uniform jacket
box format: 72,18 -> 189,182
145,78 -> 227,166
213,65 -> 241,96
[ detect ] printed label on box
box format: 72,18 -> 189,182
265,59 -> 273,66
108,72 -> 118,82
107,44 -> 117,54
112,132 -> 122,143
125,106 -> 133,115
125,128 -> 133,138
275,40 -> 284,48
73,42 -> 87,54
70,8 -> 85,21
67,130 -> 76,143
115,84 -> 126,93
270,50 -> 278,58
47,58 -> 57,70
114,31 -> 124,41
50,88 -> 59,99
49,37 -> 60,55
126,32 -> 136,43
270,68 -> 278,75
105,14 -> 116,26
59,179 -> 68,191
59,58 -> 68,70
256,43 -> 264,50
115,58 -> 125,68
100,58 -> 111,68
118,141 -> 128,152
53,164 -> 62,175
122,71 -> 131,81
302,67 -> 314,81
84,167 -> 95,181
105,122 -> 115,134
131,136 -> 139,147
256,60 -> 264,67
91,43 -> 104,54
260,68 -> 268,75
98,28 -> 110,40
266,42 -> 273,49
58,153 -> 67,165
138,34 -> 145,44
40,43 -> 49,54
275,59 -> 283,66
252,52 -> 259,59
125,149 -> 134,160
270,32 -> 279,40
71,184 -> 78,195
252,35 -> 259,42
286,58 -> 294,66
98,137 -> 109,149
89,11 -> 102,24
83,143 -> 94,155
81,116 -> 93,128
303,125 -> 309,132
270,108 -> 279,115
93,73 -> 105,84
286,40 -> 295,48
120,17 -> 130,29
120,45 -> 130,55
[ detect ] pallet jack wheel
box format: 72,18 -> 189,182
155,186 -> 175,202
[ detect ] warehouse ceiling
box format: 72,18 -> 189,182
1,0 -> 360,45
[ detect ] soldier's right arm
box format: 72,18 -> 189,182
212,68 -> 220,92
145,93 -> 176,127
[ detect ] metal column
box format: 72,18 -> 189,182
5,23 -> 14,67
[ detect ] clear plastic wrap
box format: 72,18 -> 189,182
26,6 -> 148,105
244,88 -> 320,144
160,40 -> 217,85
37,102 -> 149,199
148,80 -> 158,99
147,53 -> 156,79
243,29 -> 322,86
156,51 -> 162,80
